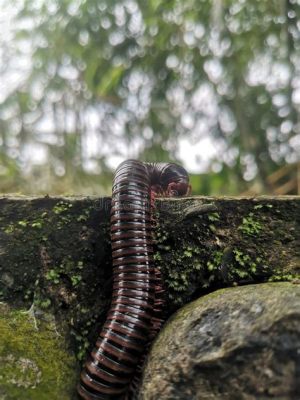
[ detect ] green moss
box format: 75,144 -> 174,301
70,329 -> 90,361
207,251 -> 223,272
208,212 -> 220,222
154,220 -> 209,306
50,201 -> 75,229
253,204 -> 273,210
0,304 -> 77,400
0,197 -> 113,369
18,220 -> 28,227
53,201 -> 73,215
268,272 -> 300,282
43,257 -> 85,288
183,247 -> 194,258
233,249 -> 259,275
45,269 -> 60,284
31,220 -> 43,229
77,214 -> 88,222
231,254 -> 252,278
76,208 -> 91,222
39,298 -> 52,309
153,199 -> 295,309
238,212 -> 262,236
70,274 -> 82,287
4,223 -> 15,234
4,207 -> 53,234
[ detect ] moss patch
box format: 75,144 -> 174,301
0,196 -> 112,362
0,303 -> 78,400
154,197 -> 300,311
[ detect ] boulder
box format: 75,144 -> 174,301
140,282 -> 300,400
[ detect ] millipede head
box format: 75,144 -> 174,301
160,163 -> 191,197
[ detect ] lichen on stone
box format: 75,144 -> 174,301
0,303 -> 78,400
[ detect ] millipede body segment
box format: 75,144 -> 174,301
78,160 -> 190,400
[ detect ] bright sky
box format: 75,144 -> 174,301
0,2 -> 217,175
0,0 -> 300,179
1,2 -> 300,179
178,137 -> 219,173
103,138 -> 218,174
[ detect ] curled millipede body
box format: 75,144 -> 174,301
78,160 -> 190,400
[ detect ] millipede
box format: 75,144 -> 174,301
78,159 -> 190,400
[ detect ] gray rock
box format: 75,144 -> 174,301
140,282 -> 300,400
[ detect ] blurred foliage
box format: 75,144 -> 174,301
0,0 -> 299,195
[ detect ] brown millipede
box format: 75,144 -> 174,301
78,160 -> 190,399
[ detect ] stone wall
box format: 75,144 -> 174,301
0,195 -> 299,399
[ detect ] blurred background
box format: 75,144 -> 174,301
0,0 -> 299,196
